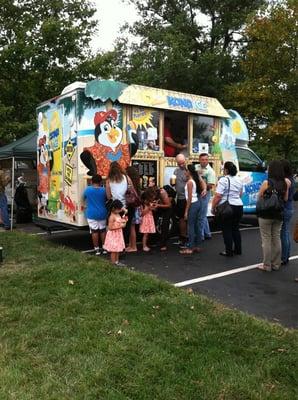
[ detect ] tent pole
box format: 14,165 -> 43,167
10,157 -> 15,230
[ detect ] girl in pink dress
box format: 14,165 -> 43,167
140,188 -> 156,252
104,200 -> 128,266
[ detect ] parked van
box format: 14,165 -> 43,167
36,80 -> 265,227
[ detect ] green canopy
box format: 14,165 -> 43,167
0,131 -> 37,159
85,79 -> 128,102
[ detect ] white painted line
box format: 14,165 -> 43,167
33,229 -> 73,236
211,226 -> 259,235
174,255 -> 298,287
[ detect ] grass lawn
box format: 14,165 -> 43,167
0,232 -> 297,400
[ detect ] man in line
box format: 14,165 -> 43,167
196,153 -> 216,240
164,117 -> 187,157
0,168 -> 11,230
172,154 -> 188,246
83,174 -> 107,255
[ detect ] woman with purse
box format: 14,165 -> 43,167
211,161 -> 243,257
125,165 -> 142,252
256,160 -> 290,271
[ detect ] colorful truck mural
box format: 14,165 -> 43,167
37,80 -> 265,227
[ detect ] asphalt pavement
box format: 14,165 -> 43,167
17,212 -> 298,329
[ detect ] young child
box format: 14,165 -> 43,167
139,188 -> 156,252
103,200 -> 128,266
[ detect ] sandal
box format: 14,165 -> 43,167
257,264 -> 271,272
143,247 -> 151,252
179,248 -> 193,255
160,246 -> 167,251
125,247 -> 137,253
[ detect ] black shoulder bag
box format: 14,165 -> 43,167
215,177 -> 233,221
256,179 -> 284,218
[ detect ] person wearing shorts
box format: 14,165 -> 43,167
83,174 -> 107,255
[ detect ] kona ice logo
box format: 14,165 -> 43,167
167,96 -> 207,112
243,181 -> 263,208
244,181 -> 262,194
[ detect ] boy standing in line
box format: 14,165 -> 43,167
83,174 -> 107,255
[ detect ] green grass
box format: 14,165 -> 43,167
0,232 -> 297,400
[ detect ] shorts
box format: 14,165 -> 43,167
175,199 -> 186,219
87,219 -> 106,233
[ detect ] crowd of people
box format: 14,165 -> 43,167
83,157 -> 297,272
1,154 -> 296,273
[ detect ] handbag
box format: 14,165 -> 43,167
256,180 -> 284,218
215,177 -> 233,220
125,176 -> 141,207
293,221 -> 298,243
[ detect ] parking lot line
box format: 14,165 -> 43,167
34,229 -> 73,235
174,255 -> 298,287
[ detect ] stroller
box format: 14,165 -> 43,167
14,177 -> 32,223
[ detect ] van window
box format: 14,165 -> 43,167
192,115 -> 216,154
236,147 -> 261,172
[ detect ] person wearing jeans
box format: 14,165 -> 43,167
180,164 -> 206,255
200,190 -> 212,239
280,160 -> 295,265
186,199 -> 203,250
195,153 -> 216,240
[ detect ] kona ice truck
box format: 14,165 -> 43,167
36,79 -> 266,227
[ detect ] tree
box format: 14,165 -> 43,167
226,0 -> 298,161
0,0 -> 97,143
109,0 -> 265,100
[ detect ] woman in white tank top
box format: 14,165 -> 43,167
106,162 -> 128,207
180,164 -> 207,255
106,162 -> 135,246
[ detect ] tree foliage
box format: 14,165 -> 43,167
226,0 -> 298,160
0,0 -> 97,143
108,0 -> 265,99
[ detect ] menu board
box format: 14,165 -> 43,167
132,160 -> 158,189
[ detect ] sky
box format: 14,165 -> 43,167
91,0 -> 139,52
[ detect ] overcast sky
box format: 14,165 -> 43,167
91,0 -> 139,52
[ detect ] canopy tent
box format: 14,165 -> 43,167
0,132 -> 37,230
0,131 -> 37,160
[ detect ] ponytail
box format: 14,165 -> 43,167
187,164 -> 201,196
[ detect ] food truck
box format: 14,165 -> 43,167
36,79 -> 266,227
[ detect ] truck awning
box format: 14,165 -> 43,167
85,80 -> 230,118
85,80 -> 128,102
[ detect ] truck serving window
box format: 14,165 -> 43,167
192,115 -> 216,154
236,147 -> 262,172
132,107 -> 160,151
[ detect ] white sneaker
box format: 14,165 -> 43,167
115,261 -> 126,267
